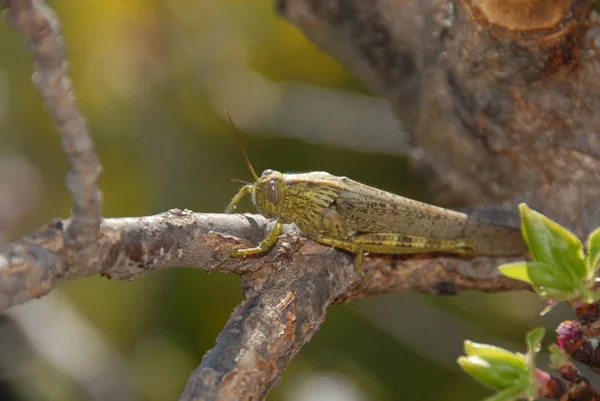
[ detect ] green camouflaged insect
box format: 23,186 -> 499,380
220,112 -> 525,276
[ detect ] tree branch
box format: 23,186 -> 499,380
0,210 -> 529,313
1,1 -> 542,399
276,0 -> 600,238
4,0 -> 102,248
176,214 -> 528,400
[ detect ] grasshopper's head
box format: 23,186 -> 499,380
253,169 -> 286,219
225,110 -> 287,219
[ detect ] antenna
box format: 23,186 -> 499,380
225,109 -> 259,181
230,178 -> 250,185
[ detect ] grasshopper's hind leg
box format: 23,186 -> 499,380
309,233 -> 476,278
352,233 -> 476,256
306,235 -> 365,277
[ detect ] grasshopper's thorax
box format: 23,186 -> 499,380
252,169 -> 286,219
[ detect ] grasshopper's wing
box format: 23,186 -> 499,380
283,173 -> 346,233
334,178 -> 469,239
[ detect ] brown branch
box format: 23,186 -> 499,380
175,216 -> 528,400
1,1 -> 549,399
4,0 -> 102,248
0,210 -> 530,313
0,208 -> 528,399
276,0 -> 600,239
1,206 -> 530,399
178,249 -> 352,401
0,209 -> 528,400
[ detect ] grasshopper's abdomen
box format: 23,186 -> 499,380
256,171 -> 525,258
332,178 -> 526,256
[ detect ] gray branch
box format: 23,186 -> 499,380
0,210 -> 529,313
4,0 -> 102,248
0,0 -> 555,400
277,0 -> 600,238
0,210 -> 527,399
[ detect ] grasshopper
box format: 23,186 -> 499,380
220,112 -> 526,276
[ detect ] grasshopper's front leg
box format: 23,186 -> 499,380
227,220 -> 283,258
225,184 -> 254,213
209,184 -> 283,270
225,182 -> 284,257
209,220 -> 283,271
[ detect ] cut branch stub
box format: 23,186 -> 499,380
467,0 -> 579,31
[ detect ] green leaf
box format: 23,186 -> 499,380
458,356 -> 526,390
587,228 -> 600,274
526,262 -> 576,292
460,336 -> 545,400
483,386 -> 525,401
525,328 -> 545,357
549,344 -> 569,369
580,288 -> 600,304
499,262 -> 533,284
525,328 -> 544,398
532,287 -> 572,302
464,341 -> 526,370
519,204 -> 586,282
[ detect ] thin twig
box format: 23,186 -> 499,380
0,2 -> 540,400
4,0 -> 102,248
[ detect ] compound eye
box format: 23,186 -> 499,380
267,179 -> 280,203
261,169 -> 274,177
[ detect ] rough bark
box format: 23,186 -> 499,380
4,0 -> 103,247
6,0 -> 596,400
0,211 -> 528,312
278,0 -> 600,238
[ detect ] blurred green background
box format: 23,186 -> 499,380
0,1 -> 570,400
